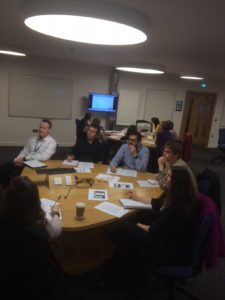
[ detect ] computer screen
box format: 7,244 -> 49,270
88,93 -> 118,112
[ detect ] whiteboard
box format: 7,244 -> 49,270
144,89 -> 176,121
8,73 -> 73,119
116,89 -> 140,125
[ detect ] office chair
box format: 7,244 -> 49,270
183,132 -> 192,162
75,118 -> 81,137
212,128 -> 225,163
197,168 -> 222,215
136,120 -> 152,133
149,214 -> 212,300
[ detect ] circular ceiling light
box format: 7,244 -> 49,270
0,50 -> 26,56
180,76 -> 204,80
24,0 -> 149,45
116,66 -> 164,74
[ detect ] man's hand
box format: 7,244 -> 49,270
158,156 -> 166,171
67,154 -> 75,162
110,166 -> 117,173
14,158 -> 23,167
128,144 -> 137,157
137,223 -> 150,232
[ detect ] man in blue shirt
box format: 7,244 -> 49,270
110,131 -> 149,172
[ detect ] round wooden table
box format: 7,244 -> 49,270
22,160 -> 162,274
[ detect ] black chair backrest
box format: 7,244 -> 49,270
218,128 -> 225,147
192,215 -> 212,274
196,168 -> 222,215
136,120 -> 152,132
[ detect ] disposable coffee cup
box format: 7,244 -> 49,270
76,202 -> 86,220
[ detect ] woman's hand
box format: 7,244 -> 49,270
137,223 -> 150,232
127,191 -> 151,204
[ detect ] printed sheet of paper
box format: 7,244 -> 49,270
147,179 -> 160,187
95,202 -> 128,218
78,162 -> 94,169
109,182 -> 134,189
88,189 -> 108,201
40,198 -> 62,220
119,198 -> 152,209
96,173 -> 120,183
107,168 -> 137,177
62,160 -> 78,166
74,167 -> 91,173
137,179 -> 159,188
24,160 -> 47,168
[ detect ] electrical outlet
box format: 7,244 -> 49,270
33,129 -> 38,133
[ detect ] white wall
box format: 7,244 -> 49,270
117,73 -> 225,148
0,56 -> 112,146
0,55 -> 225,147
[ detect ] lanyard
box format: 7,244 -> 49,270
34,139 -> 44,152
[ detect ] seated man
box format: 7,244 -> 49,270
109,131 -> 149,172
0,119 -> 57,188
157,140 -> 197,189
67,124 -> 106,163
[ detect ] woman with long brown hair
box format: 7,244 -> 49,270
103,166 -> 197,287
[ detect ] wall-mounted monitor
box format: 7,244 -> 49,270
88,93 -> 118,112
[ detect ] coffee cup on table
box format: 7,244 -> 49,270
76,202 -> 86,220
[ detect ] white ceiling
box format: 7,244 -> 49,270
1,0 -> 225,80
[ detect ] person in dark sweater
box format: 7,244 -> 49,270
156,120 -> 175,156
67,124 -> 106,163
103,165 -> 197,286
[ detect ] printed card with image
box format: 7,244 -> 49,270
109,182 -> 134,189
88,189 -> 108,201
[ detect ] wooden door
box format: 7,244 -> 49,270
180,91 -> 217,145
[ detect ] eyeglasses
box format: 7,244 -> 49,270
75,176 -> 94,188
128,138 -> 138,142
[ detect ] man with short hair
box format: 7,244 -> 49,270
157,140 -> 197,189
0,119 -> 57,188
67,124 -> 105,163
110,131 -> 149,172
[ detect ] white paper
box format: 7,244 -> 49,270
119,198 -> 152,209
54,177 -> 62,185
24,160 -> 47,168
96,173 -> 120,183
137,180 -> 152,187
88,189 -> 108,201
137,179 -> 159,187
63,160 -> 78,166
147,179 -> 160,187
107,167 -> 137,177
78,162 -> 94,169
40,198 -> 62,220
95,202 -> 128,218
109,181 -> 134,189
65,175 -> 72,185
143,140 -> 155,145
74,167 -> 91,173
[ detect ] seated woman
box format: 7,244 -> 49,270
0,176 -> 62,298
103,166 -> 197,286
151,117 -> 160,134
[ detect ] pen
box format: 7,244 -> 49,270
53,195 -> 61,207
64,186 -> 72,199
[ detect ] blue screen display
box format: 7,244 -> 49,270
88,93 -> 117,112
